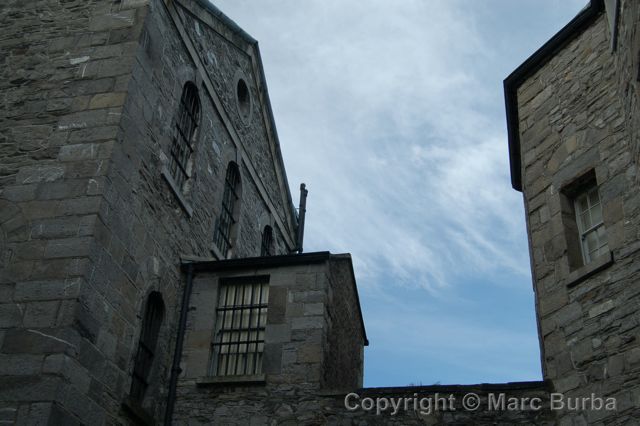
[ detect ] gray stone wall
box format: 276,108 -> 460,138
322,256 -> 365,391
173,255 -> 554,425
0,0 -> 298,424
616,0 -> 640,184
177,378 -> 553,425
326,383 -> 555,425
516,7 -> 640,425
176,1 -> 291,232
175,0 -> 297,247
173,254 -> 368,424
10,0 -> 640,424
0,0 -> 149,423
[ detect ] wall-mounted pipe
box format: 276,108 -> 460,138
164,262 -> 195,425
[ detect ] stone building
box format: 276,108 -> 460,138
0,0 -> 639,424
504,0 -> 640,423
0,0 -> 307,423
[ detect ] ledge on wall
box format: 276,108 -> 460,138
566,250 -> 614,288
196,374 -> 266,387
161,166 -> 194,217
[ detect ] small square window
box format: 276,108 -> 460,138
210,277 -> 269,377
573,183 -> 608,265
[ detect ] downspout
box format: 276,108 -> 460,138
164,262 -> 195,425
296,183 -> 308,253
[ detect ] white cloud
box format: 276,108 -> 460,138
223,1 -> 521,289
211,0 -> 584,385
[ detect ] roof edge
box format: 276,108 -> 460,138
504,0 -> 604,192
190,0 -> 300,246
181,251 -> 332,271
182,251 -> 369,346
357,379 -> 552,395
192,0 -> 257,44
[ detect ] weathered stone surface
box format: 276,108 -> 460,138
0,0 -> 299,423
514,3 -> 640,424
5,0 -> 639,424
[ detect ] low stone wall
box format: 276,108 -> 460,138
173,381 -> 555,425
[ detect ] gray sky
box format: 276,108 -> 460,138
212,0 -> 588,386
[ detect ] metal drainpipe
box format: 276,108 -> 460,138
164,262 -> 194,425
297,183 -> 308,253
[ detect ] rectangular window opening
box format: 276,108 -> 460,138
210,276 -> 269,377
574,184 -> 608,264
561,170 -> 609,270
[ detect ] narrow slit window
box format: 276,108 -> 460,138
130,292 -> 164,401
169,82 -> 200,189
214,162 -> 241,257
210,277 -> 269,377
260,225 -> 273,256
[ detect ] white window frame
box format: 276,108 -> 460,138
574,184 -> 608,264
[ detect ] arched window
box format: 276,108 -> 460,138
260,225 -> 273,256
214,162 -> 241,257
130,292 -> 164,401
170,82 -> 200,189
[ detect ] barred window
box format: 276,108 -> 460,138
211,277 -> 269,376
260,225 -> 273,256
169,82 -> 200,189
214,162 -> 241,257
130,292 -> 164,401
574,184 -> 608,264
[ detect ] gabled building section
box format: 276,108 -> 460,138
0,0 -> 302,423
166,0 -> 299,251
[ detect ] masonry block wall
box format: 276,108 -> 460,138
172,253 -> 556,425
8,0 -> 640,424
511,2 -> 640,424
616,1 -> 640,185
0,0 -> 298,424
172,253 -> 367,424
322,255 -> 366,391
0,1 -> 150,423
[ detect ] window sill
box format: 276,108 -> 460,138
161,166 -> 193,217
196,374 -> 266,387
566,251 -> 614,288
121,396 -> 155,426
210,245 -> 224,261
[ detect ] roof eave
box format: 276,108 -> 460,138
181,251 -> 369,345
503,0 -> 605,192
192,0 -> 299,245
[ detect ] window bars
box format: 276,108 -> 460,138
211,277 -> 269,377
214,163 -> 240,256
131,292 -> 164,401
169,82 -> 200,189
